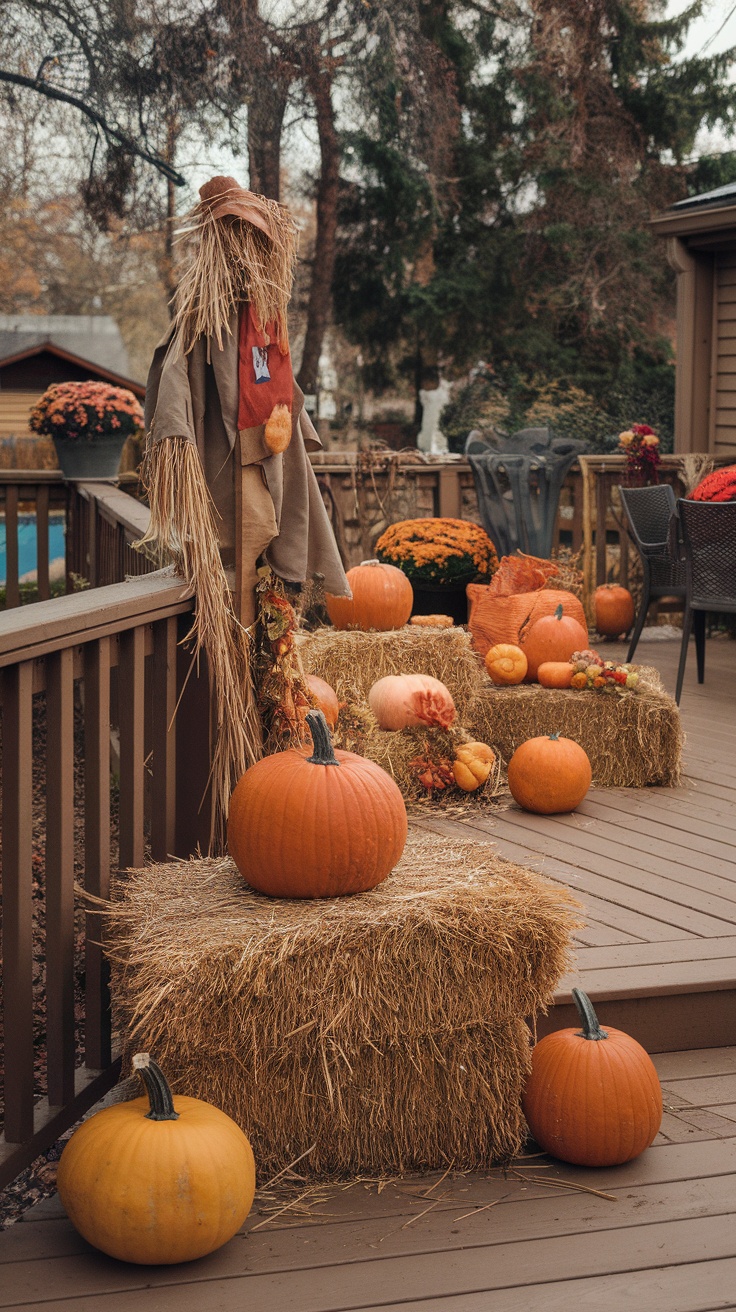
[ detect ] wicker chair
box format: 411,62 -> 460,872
618,485 -> 686,662
674,499 -> 736,704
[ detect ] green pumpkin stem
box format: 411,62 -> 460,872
554,603 -> 564,620
572,988 -> 608,1041
306,710 -> 340,767
132,1052 -> 180,1120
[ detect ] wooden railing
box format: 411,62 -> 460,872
65,482 -> 156,590
0,471 -> 67,607
0,566 -> 216,1188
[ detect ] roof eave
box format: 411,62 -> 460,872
650,201 -> 736,239
0,340 -> 145,397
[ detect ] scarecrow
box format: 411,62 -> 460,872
139,175 -> 350,841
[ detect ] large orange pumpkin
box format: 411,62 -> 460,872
594,584 -> 635,637
484,643 -> 527,685
326,559 -> 413,631
228,711 -> 408,898
507,733 -> 592,813
57,1054 -> 256,1264
520,603 -> 589,680
522,988 -> 663,1167
306,674 -> 340,728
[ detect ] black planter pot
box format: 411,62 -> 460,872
410,579 -> 470,625
52,433 -> 126,480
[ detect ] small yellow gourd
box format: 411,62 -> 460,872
453,741 -> 496,792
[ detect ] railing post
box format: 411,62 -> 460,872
45,646 -> 77,1107
118,626 -> 146,871
174,616 -> 214,858
5,484 -> 20,609
84,637 -> 112,1070
1,662 -> 35,1141
151,617 -> 178,861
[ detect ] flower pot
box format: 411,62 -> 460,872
410,579 -> 470,625
52,434 -> 126,480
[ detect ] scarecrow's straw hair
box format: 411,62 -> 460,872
172,199 -> 298,355
135,437 -> 262,847
468,666 -> 683,789
299,625 -> 485,722
107,831 -> 583,1176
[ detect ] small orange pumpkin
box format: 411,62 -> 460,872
326,559 -> 413,631
228,711 -> 408,897
452,741 -> 496,792
520,603 -> 589,680
484,643 -> 528,685
594,584 -> 635,637
523,988 -> 663,1167
306,674 -> 341,728
537,661 -> 574,689
507,733 -> 592,813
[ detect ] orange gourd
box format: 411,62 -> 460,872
507,733 -> 592,813
228,711 -> 407,898
57,1054 -> 256,1264
368,674 -> 456,730
306,675 -> 340,728
452,741 -> 496,791
326,559 -> 413,631
484,643 -> 528,686
594,584 -> 635,637
522,988 -> 663,1166
520,603 -> 589,680
537,661 -> 574,689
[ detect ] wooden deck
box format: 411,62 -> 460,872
2,1046 -> 736,1309
1,634 -> 735,1308
418,636 -> 736,1052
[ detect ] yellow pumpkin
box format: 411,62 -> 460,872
485,643 -> 527,685
453,741 -> 496,792
57,1054 -> 256,1264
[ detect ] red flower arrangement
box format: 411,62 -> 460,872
29,382 -> 144,444
690,465 -> 736,503
618,424 -> 661,486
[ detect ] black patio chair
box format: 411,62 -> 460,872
674,499 -> 736,704
465,427 -> 587,558
618,484 -> 686,662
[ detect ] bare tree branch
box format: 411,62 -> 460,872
0,67 -> 186,185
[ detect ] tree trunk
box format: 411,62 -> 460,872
296,66 -> 339,396
247,81 -> 288,200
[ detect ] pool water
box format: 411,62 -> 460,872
0,513 -> 66,586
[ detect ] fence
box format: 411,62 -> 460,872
0,471 -> 67,607
0,493 -> 214,1186
0,474 -> 156,611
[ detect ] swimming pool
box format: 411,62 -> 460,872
0,512 -> 66,585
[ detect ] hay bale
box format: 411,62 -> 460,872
344,719 -> 505,807
468,666 -> 683,788
108,832 -> 582,1177
299,625 -> 484,721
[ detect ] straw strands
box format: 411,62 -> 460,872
107,831 -> 582,1176
299,625 -> 485,722
468,666 -> 683,788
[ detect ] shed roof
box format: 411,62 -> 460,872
0,315 -> 132,377
671,181 -> 736,212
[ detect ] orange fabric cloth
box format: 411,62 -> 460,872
487,554 -> 559,596
237,304 -> 293,430
467,586 -> 587,658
